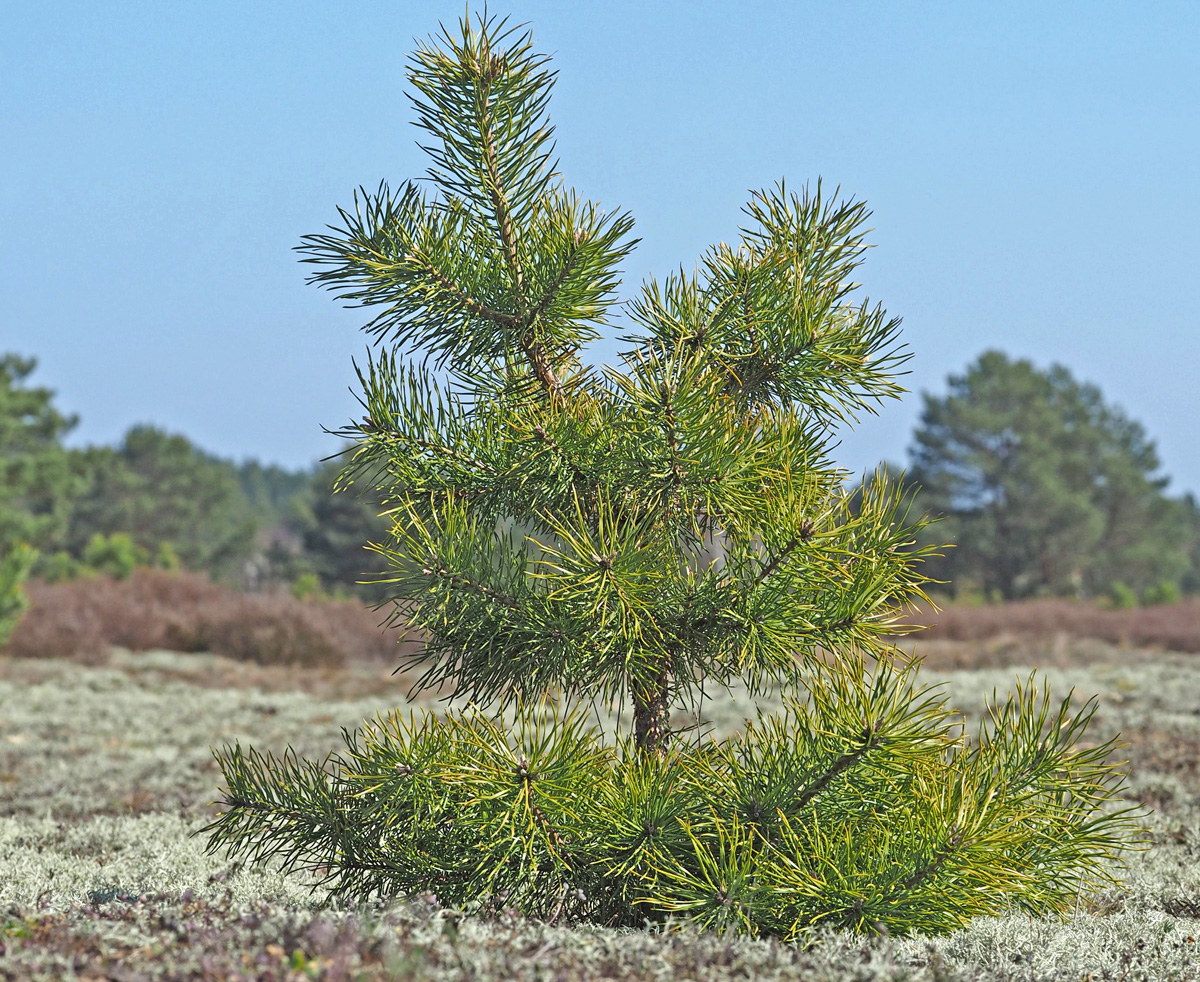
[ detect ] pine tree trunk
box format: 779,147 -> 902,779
632,666 -> 672,757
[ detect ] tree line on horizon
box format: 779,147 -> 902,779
1,348 -> 1198,608
0,352 -> 390,604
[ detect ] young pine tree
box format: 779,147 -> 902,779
203,13 -> 1139,938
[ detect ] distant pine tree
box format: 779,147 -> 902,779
288,460 -> 393,601
0,542 -> 37,647
0,354 -> 80,561
910,350 -> 1193,601
237,460 -> 311,525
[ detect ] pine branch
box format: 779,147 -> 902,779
417,257 -> 525,329
898,826 -> 965,892
521,335 -> 566,399
219,795 -> 315,824
423,562 -> 522,609
753,537 -> 800,587
530,233 -> 584,325
408,436 -> 498,477
531,423 -> 588,489
792,722 -> 879,810
659,382 -> 687,487
479,98 -> 527,302
469,55 -> 565,401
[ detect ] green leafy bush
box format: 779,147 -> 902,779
1141,579 -> 1181,607
203,11 -> 1140,937
290,572 -> 323,601
1109,581 -> 1139,610
0,541 -> 37,647
39,549 -> 87,583
81,532 -> 147,580
154,541 -> 183,572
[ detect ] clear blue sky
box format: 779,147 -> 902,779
4,2 -> 1198,492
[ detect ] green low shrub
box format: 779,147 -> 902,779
155,541 -> 183,572
1141,580 -> 1180,607
290,572 -> 323,601
1108,581 -> 1139,610
82,532 -> 148,581
0,542 -> 37,647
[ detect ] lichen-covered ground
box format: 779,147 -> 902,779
1,642 -> 1198,980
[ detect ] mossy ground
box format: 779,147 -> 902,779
1,644 -> 1198,980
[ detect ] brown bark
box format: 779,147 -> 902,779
632,665 -> 672,758
521,335 -> 565,401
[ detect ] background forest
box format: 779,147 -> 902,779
2,347 -> 1198,611
0,352 -> 390,602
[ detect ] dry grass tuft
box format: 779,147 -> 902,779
2,569 -> 414,669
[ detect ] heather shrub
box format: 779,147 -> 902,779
191,592 -> 342,668
1,567 -> 406,666
909,597 -> 1200,653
